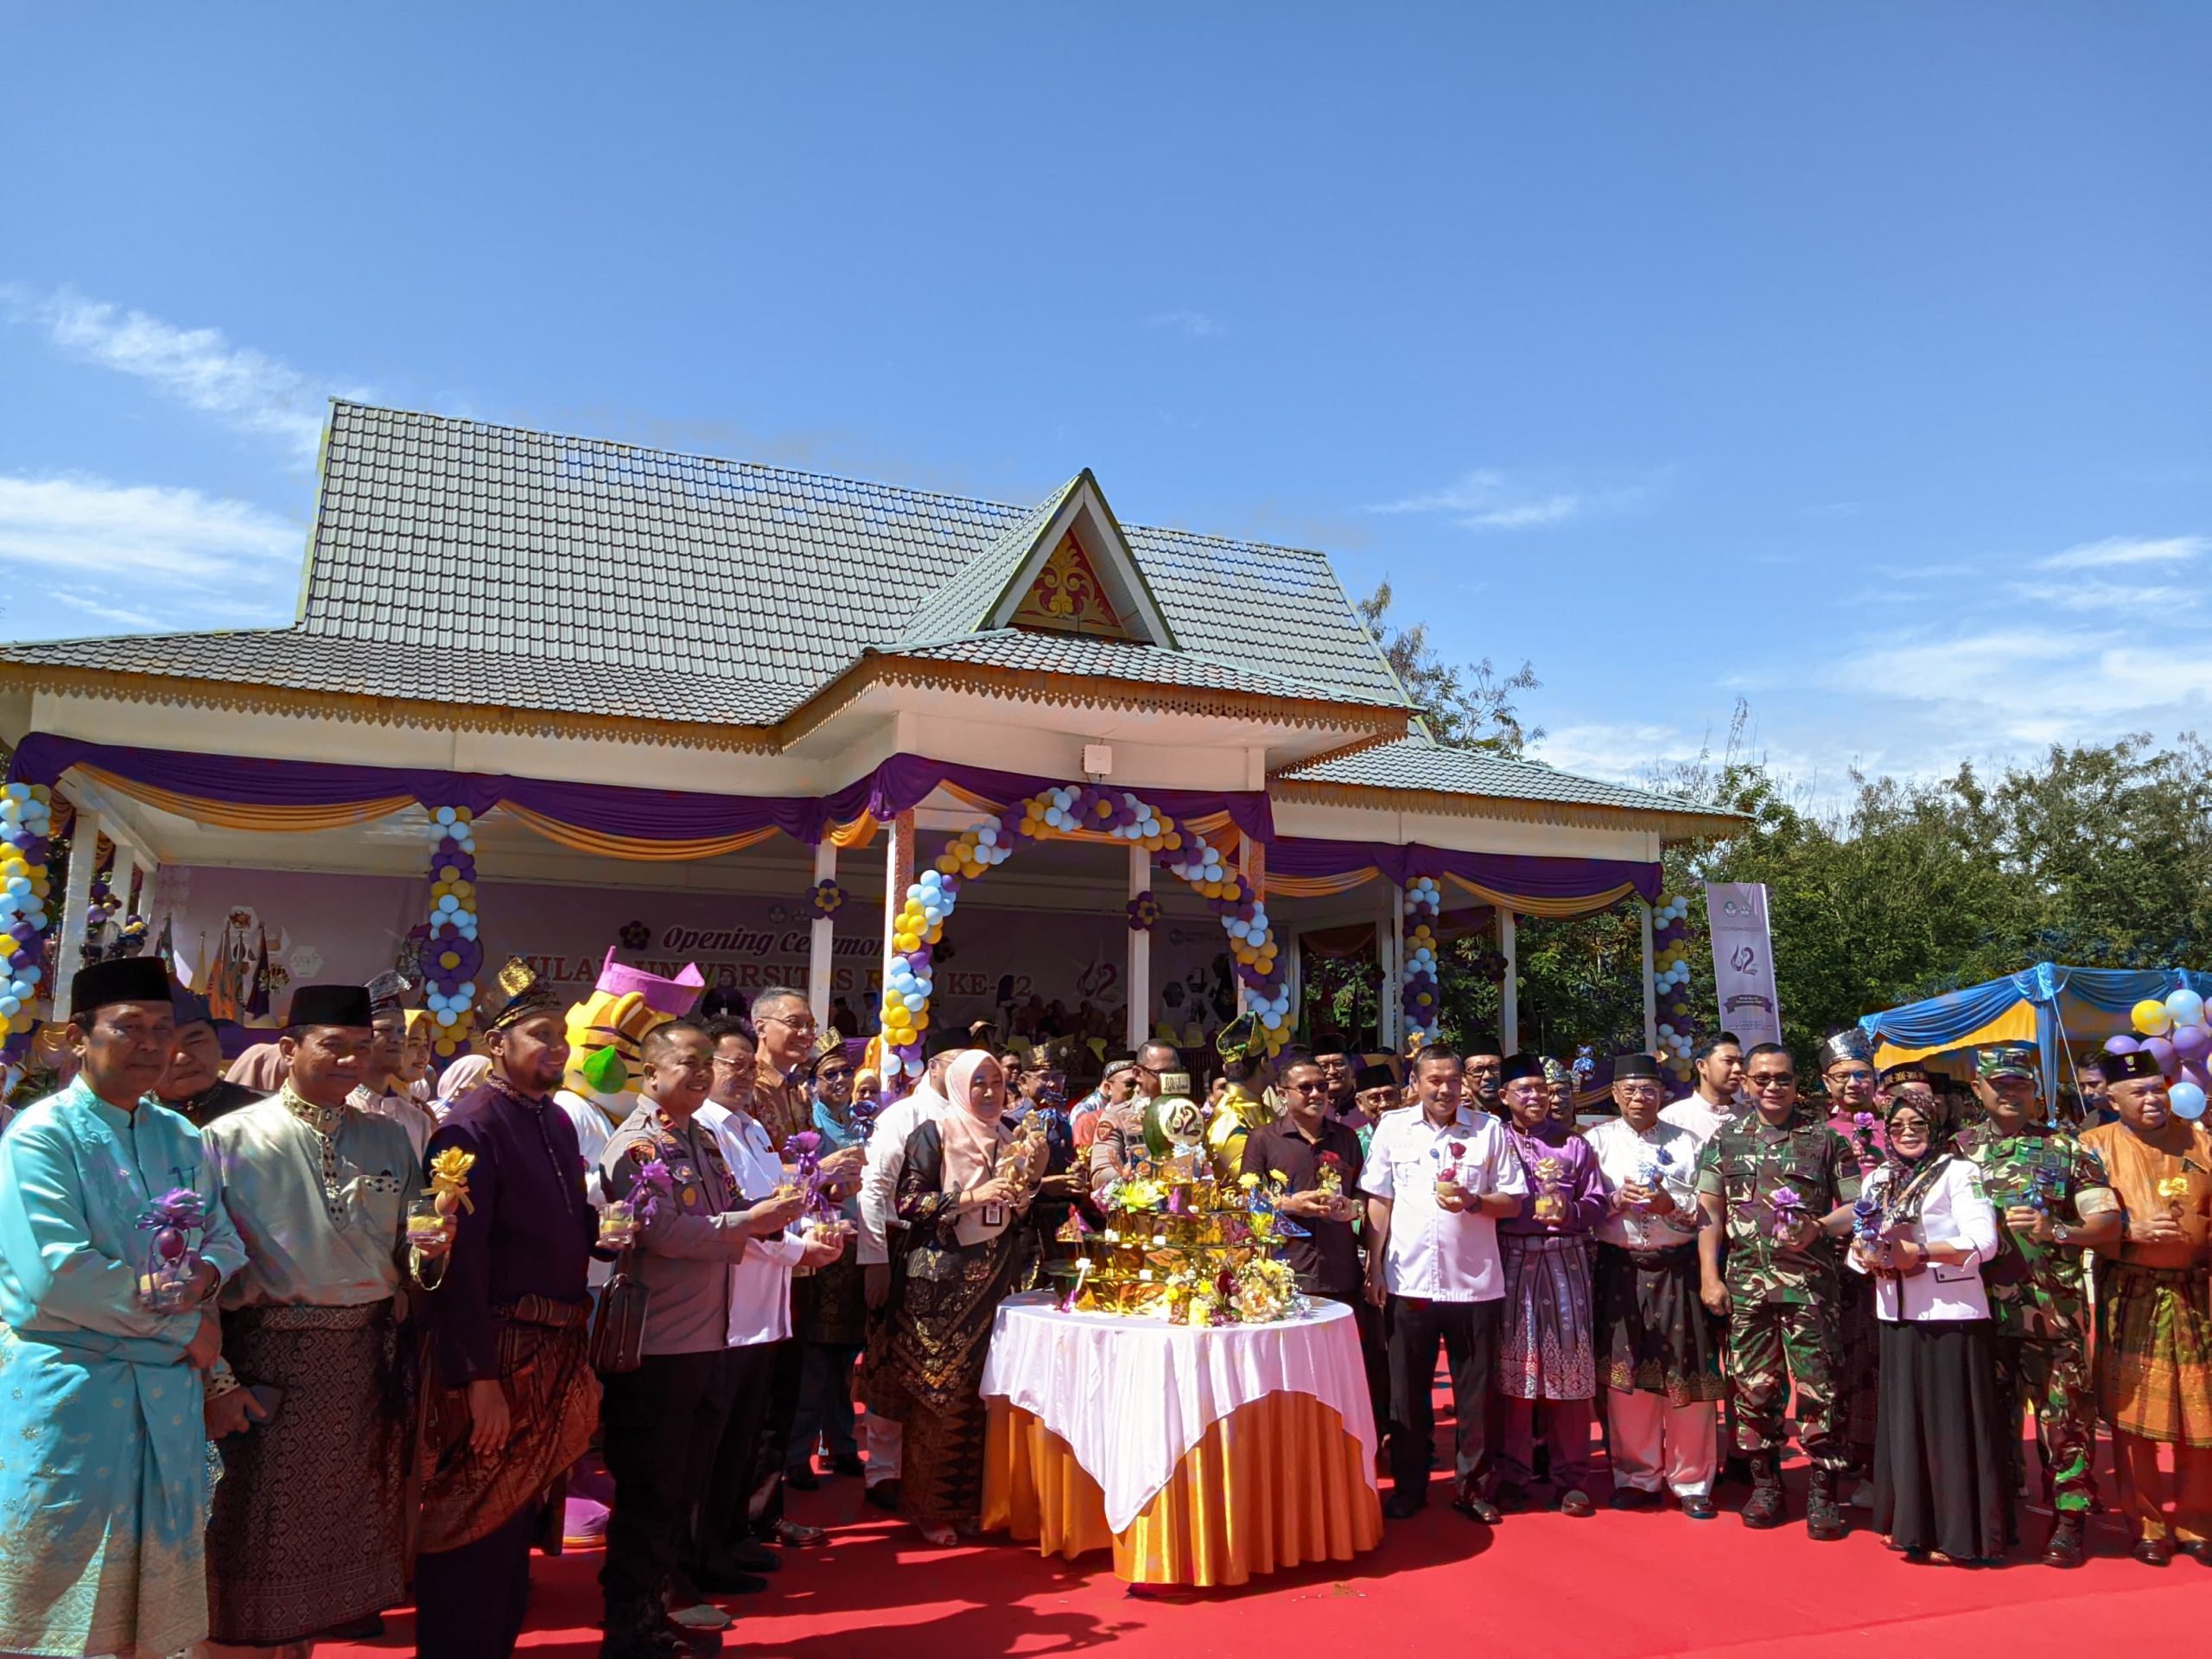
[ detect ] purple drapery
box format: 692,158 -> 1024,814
3,734 -> 1273,849
6,734 -> 1655,899
1268,835 -> 1662,905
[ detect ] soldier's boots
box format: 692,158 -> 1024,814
1805,1468 -> 1849,1541
2041,1513 -> 2088,1569
1740,1452 -> 1786,1529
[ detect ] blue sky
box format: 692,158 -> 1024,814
3,3 -> 2206,791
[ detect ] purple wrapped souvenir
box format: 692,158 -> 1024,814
782,1130 -> 843,1225
1769,1184 -> 1808,1243
136,1187 -> 207,1313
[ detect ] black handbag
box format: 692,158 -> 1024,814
588,1247 -> 648,1374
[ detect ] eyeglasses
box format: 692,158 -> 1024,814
1615,1084 -> 1662,1101
710,1054 -> 754,1070
1749,1072 -> 1796,1089
758,1013 -> 817,1035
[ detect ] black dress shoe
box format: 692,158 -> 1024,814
1382,1491 -> 1427,1520
1607,1487 -> 1657,1511
2177,1539 -> 2211,1566
1555,1489 -> 1596,1518
713,1539 -> 779,1573
830,1453 -> 866,1478
784,1463 -> 820,1491
1492,1481 -> 1532,1512
2133,1536 -> 2175,1567
1680,1494 -> 1718,1521
863,1479 -> 903,1513
1451,1495 -> 1503,1525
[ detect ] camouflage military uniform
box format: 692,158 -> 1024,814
1953,1119 -> 2114,1514
1696,1110 -> 1862,1469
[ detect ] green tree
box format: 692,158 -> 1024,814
1358,582 -> 1542,756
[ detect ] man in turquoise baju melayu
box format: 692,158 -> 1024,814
0,956 -> 246,1659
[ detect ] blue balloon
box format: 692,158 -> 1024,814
2171,1081 -> 2209,1122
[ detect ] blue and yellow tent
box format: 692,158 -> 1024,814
1859,963 -> 2212,1109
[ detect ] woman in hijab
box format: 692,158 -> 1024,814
886,1050 -> 1039,1545
1850,1093 -> 2010,1564
429,1052 -> 493,1122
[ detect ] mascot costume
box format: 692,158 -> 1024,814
552,948 -> 707,1204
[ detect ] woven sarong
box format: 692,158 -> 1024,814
1497,1233 -> 1597,1401
207,1299 -> 411,1645
1593,1242 -> 1725,1407
419,1294 -> 599,1553
2095,1260 -> 2212,1447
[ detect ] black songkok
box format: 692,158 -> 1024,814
2104,1050 -> 2167,1084
1613,1052 -> 1664,1082
286,983 -> 375,1030
69,957 -> 173,1023
1499,1053 -> 1548,1085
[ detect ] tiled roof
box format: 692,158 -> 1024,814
0,627 -> 810,724
286,404 -> 1411,709
894,476 -> 1084,645
1281,737 -> 1721,817
871,630 -> 1397,706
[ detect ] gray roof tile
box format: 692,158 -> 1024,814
1281,737 -> 1706,815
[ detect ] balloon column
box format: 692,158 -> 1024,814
1402,875 -> 1442,1046
0,784 -> 54,1062
875,787 -> 1288,1090
2111,987 -> 2212,1122
421,806 -> 483,1061
1649,893 -> 1697,1079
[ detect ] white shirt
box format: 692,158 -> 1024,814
696,1100 -> 806,1347
1658,1092 -> 1738,1145
1585,1116 -> 1706,1250
1360,1106 -> 1526,1302
1848,1158 -> 1999,1323
858,1084 -> 946,1267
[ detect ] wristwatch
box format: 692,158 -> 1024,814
2051,1222 -> 2071,1246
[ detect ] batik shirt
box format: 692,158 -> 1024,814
1951,1121 -> 2114,1343
1694,1109 -> 1862,1305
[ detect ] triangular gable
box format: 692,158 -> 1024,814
982,470 -> 1178,647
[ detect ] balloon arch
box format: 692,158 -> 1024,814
877,785 -> 1290,1087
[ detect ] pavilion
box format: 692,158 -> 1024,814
0,402 -> 1735,1074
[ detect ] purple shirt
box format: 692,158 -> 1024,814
423,1074 -> 598,1389
1497,1120 -> 1609,1237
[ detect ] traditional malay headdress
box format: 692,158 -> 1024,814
365,971 -> 409,1021
1353,1061 -> 1398,1096
1541,1056 -> 1572,1088
170,983 -> 219,1034
68,956 -> 172,1022
1879,1061 -> 1934,1090
1612,1052 -> 1665,1083
285,983 -> 376,1030
480,956 -> 563,1032
1818,1028 -> 1876,1071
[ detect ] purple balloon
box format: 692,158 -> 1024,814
2143,1036 -> 2179,1077
2183,1060 -> 2212,1093
2105,1034 -> 2142,1056
2173,1025 -> 2212,1064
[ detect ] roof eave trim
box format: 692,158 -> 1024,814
1270,776 -> 1746,841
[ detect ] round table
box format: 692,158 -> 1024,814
978,1291 -> 1382,1586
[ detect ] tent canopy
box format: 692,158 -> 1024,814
1859,963 -> 2212,1104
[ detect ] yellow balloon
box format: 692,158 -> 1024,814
2133,998 -> 2174,1037
0,936 -> 16,957
911,1009 -> 929,1031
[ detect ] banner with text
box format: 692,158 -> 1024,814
1704,880 -> 1782,1049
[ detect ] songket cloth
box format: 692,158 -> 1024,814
1593,1243 -> 1725,1405
1496,1233 -> 1598,1401
205,1300 -> 411,1644
2095,1261 -> 2212,1447
0,1079 -> 246,1659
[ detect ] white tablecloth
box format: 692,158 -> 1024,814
979,1291 -> 1378,1532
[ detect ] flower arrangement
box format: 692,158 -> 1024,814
1125,890 -> 1160,932
810,880 -> 847,918
428,1147 -> 478,1215
421,805 -> 482,1061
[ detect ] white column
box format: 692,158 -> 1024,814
1382,881 -> 1405,1048
109,844 -> 137,923
1638,898 -> 1659,1055
809,841 -> 837,1027
53,804 -> 102,1014
1498,907 -> 1519,1054
1126,843 -> 1151,1052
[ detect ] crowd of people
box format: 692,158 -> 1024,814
0,954 -> 2209,1659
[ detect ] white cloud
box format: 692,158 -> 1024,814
1367,467 -> 1650,531
0,474 -> 302,630
1146,309 -> 1223,338
2008,578 -> 2202,613
1,283 -> 344,461
2034,535 -> 2207,571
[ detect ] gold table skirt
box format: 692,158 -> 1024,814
981,1392 -> 1383,1586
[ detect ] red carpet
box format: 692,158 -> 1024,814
323,1452 -> 2212,1657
